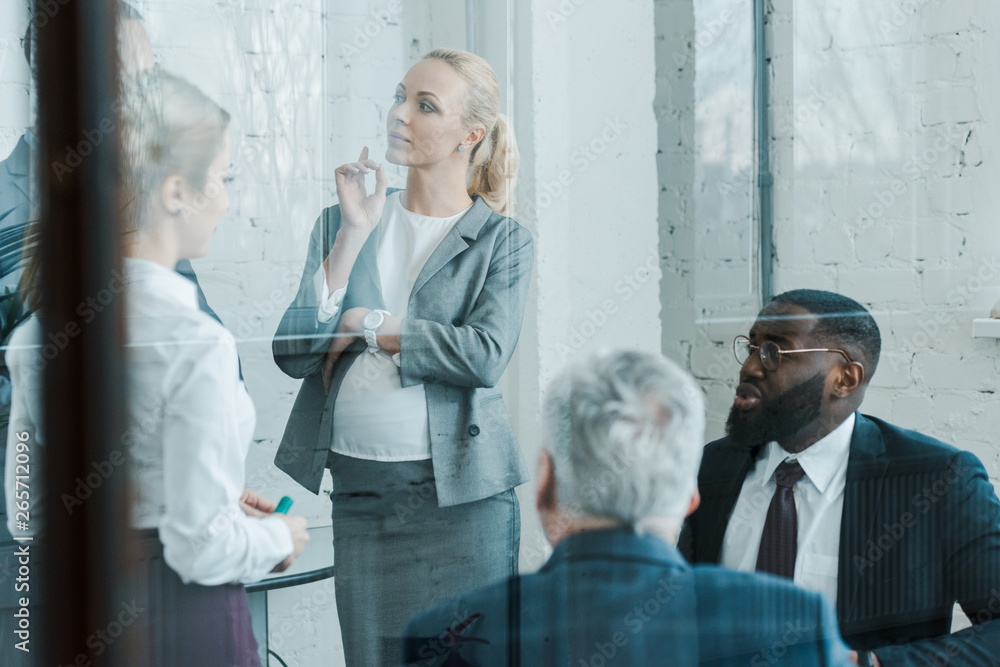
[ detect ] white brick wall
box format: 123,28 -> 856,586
504,0 -> 663,574
656,0 -> 1000,483
769,0 -> 1000,486
656,0 -> 758,436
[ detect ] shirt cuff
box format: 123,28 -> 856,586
241,514 -> 296,584
317,269 -> 348,324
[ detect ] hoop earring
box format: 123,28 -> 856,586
458,145 -> 467,153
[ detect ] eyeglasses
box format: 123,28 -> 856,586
733,335 -> 858,372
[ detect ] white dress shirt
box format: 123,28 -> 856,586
317,191 -> 472,461
720,412 -> 855,605
4,258 -> 293,586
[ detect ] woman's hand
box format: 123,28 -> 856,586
334,146 -> 387,236
239,488 -> 277,518
272,514 -> 310,573
322,307 -> 369,393
321,308 -> 403,392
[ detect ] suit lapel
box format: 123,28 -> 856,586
836,413 -> 889,627
349,225 -> 384,309
331,194 -> 387,312
699,442 -> 760,563
408,196 -> 492,299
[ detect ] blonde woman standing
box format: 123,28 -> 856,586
273,49 -> 532,664
6,70 -> 309,665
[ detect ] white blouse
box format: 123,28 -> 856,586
318,191 -> 472,462
4,258 -> 293,586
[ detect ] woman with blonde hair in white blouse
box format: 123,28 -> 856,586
5,69 -> 309,665
274,48 -> 532,665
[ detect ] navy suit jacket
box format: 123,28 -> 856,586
680,413 -> 1000,665
404,529 -> 851,666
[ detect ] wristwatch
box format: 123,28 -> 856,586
363,309 -> 389,354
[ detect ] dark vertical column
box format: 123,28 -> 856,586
754,0 -> 774,303
34,1 -> 129,664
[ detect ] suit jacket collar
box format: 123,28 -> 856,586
347,188 -> 494,306
846,411 -> 887,465
837,412 -> 890,623
409,194 -> 493,297
697,412 -> 889,566
696,439 -> 761,564
541,528 -> 688,573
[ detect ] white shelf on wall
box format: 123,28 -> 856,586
972,319 -> 1000,339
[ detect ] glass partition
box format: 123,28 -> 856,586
0,1 -> 997,665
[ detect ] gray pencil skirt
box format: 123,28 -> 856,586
327,452 -> 519,667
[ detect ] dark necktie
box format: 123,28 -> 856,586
755,459 -> 806,580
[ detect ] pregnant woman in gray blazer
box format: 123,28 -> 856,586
272,48 -> 533,666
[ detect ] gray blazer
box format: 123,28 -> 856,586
272,191 -> 532,507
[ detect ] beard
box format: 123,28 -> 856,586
725,372 -> 826,451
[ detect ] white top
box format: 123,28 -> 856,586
317,191 -> 472,461
720,412 -> 855,606
4,258 -> 294,586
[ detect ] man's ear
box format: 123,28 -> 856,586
833,360 -> 865,398
535,450 -> 557,514
685,486 -> 700,518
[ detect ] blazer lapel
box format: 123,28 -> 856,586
699,441 -> 760,563
408,196 -> 492,299
836,413 -> 889,628
345,226 -> 384,310
330,195 -> 387,312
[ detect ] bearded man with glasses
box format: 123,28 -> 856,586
680,289 -> 1000,667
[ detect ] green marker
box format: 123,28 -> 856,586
275,496 -> 294,514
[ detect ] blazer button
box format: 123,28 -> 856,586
468,424 -> 481,437
452,318 -> 462,326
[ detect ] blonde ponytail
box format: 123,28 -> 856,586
422,49 -> 520,217
467,112 -> 519,217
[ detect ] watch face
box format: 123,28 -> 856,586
363,310 -> 384,330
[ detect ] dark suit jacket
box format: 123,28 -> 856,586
404,528 -> 851,666
680,413 -> 1000,665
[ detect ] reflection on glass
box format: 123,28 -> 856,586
0,0 -> 997,664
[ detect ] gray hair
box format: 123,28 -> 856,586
542,350 -> 706,528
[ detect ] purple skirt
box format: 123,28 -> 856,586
123,530 -> 261,667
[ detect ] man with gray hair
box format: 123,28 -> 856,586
404,349 -> 853,665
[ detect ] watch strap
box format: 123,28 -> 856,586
364,328 -> 379,352
364,309 -> 389,353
